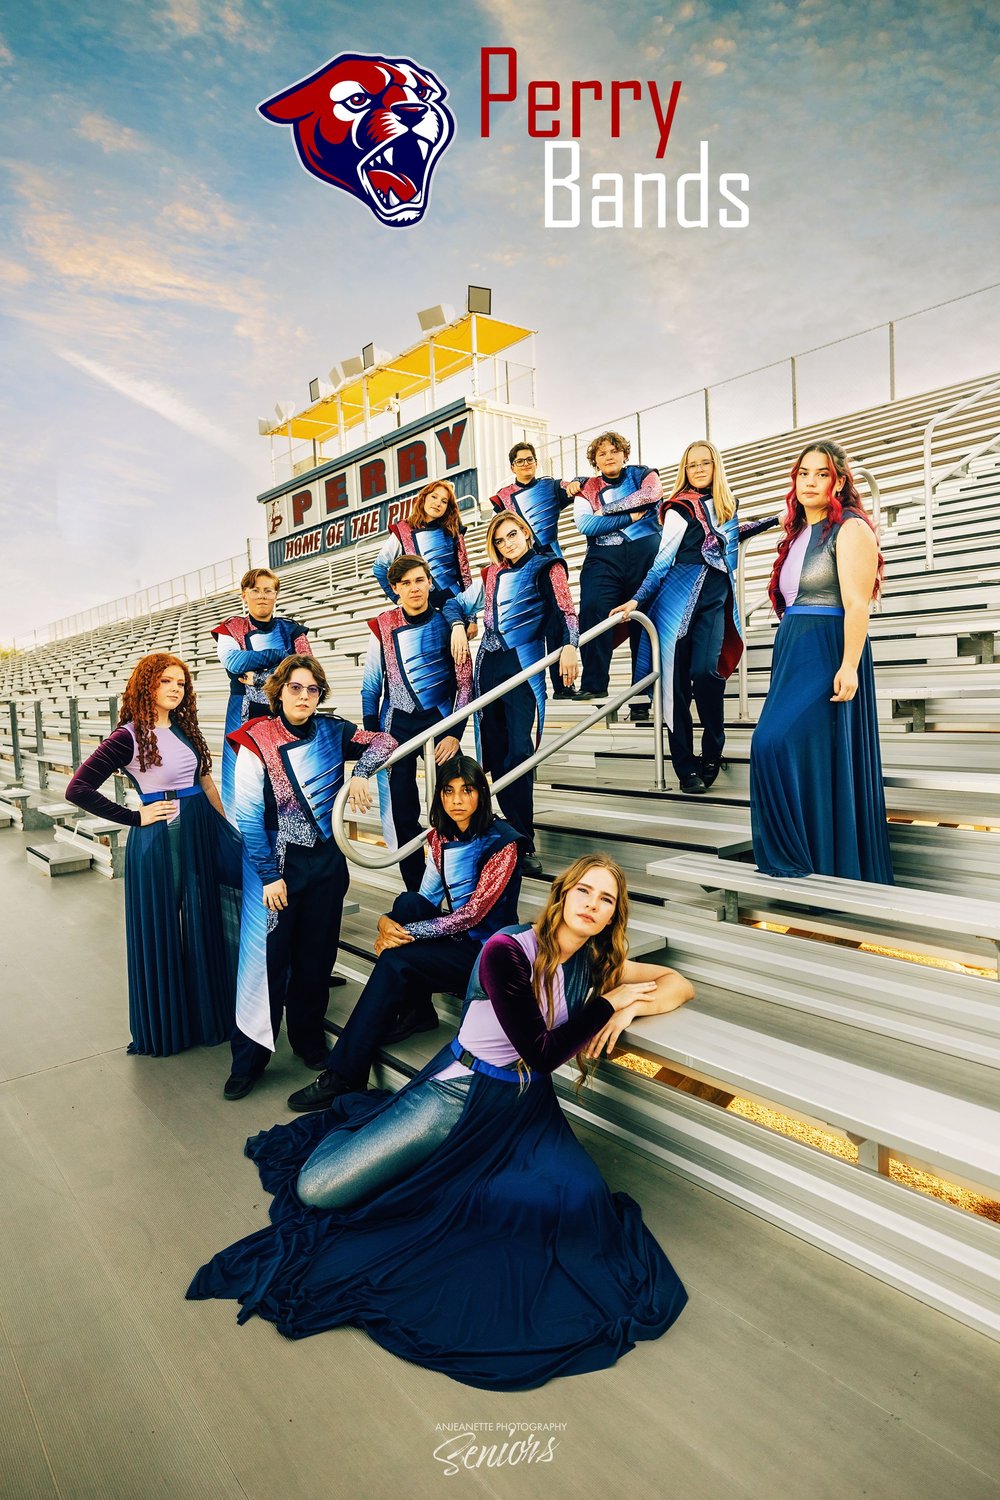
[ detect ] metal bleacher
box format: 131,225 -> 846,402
2,370 -> 999,1344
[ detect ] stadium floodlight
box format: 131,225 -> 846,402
308,378 -> 335,402
327,364 -> 344,387
417,303 -> 456,332
361,343 -> 392,369
274,401 -> 295,421
467,285 -> 492,316
339,355 -> 365,378
257,418 -> 272,435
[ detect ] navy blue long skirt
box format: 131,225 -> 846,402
187,1052 -> 688,1390
124,790 -> 242,1056
750,608 -> 893,882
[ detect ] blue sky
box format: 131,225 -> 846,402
1,0 -> 997,644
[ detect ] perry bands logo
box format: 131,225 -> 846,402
259,52 -> 455,229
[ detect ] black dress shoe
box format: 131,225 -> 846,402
287,1069 -> 355,1113
700,758 -> 724,788
223,1074 -> 256,1101
328,973 -> 347,988
679,772 -> 707,794
630,703 -> 650,722
521,854 -> 544,878
574,691 -> 607,702
384,1009 -> 440,1045
551,687 -> 577,700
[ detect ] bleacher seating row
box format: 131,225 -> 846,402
2,371 -> 999,1342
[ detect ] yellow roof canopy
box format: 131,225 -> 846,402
268,313 -> 534,445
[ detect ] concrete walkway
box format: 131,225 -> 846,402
2,828 -> 1000,1500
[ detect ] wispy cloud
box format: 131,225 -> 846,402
76,111 -> 147,153
0,33 -> 12,67
59,348 -> 255,465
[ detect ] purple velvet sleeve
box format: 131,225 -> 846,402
66,728 -> 141,826
479,935 -> 615,1074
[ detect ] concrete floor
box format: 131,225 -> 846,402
2,828 -> 1000,1500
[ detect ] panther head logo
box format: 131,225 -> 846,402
259,52 -> 455,229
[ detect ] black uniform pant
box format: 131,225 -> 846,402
327,893 -> 480,1089
230,840 -> 349,1079
478,647 -> 537,849
388,707 -> 447,892
579,534 -> 659,694
667,568 -> 730,778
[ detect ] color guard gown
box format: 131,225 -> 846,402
66,723 -> 242,1055
750,514 -> 894,882
187,925 -> 687,1390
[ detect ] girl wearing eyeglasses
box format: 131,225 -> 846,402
612,441 -> 778,793
66,653 -> 242,1057
212,567 -> 312,819
222,655 -> 397,1101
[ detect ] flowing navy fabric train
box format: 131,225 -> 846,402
187,927 -> 687,1390
750,516 -> 893,882
66,723 -> 242,1055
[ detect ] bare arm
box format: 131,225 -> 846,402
584,957 -> 694,1060
833,520 -> 878,702
199,773 -> 225,816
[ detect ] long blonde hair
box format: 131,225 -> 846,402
527,854 -> 630,1088
667,440 -> 736,524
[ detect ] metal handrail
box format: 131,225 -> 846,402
330,612 -> 663,869
734,464 -> 882,718
922,375 -> 1000,569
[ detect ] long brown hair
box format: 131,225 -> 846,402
666,439 -> 737,524
408,478 -> 463,536
767,439 -> 884,615
118,653 -> 211,773
529,855 -> 630,1087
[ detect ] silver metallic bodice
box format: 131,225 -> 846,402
794,519 -> 851,608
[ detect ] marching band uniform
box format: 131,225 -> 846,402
212,612 -> 311,816
490,474 -> 575,693
307,817 -> 523,1094
632,489 -> 777,780
573,464 -> 663,695
361,604 -> 473,890
227,710 -> 395,1083
445,550 -> 578,852
372,518 -> 473,612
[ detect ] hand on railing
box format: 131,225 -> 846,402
346,776 -> 373,814
558,646 -> 580,688
609,598 -> 639,622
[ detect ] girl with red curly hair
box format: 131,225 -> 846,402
67,653 -> 242,1055
750,442 -> 893,882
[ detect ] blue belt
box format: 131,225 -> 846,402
783,605 -> 844,617
449,1036 -> 538,1085
138,786 -> 203,804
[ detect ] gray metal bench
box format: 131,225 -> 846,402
646,851 -> 1000,978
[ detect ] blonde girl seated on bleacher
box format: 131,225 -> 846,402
188,853 -> 692,1391
67,653 -> 242,1056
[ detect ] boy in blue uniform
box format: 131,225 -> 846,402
362,554 -> 473,891
567,431 -> 663,704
